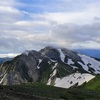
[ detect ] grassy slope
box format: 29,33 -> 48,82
82,75 -> 100,90
0,83 -> 100,100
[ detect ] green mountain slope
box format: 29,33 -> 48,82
82,75 -> 100,90
0,83 -> 100,100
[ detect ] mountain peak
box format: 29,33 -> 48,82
22,50 -> 30,56
0,46 -> 100,89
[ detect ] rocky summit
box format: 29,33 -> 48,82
0,46 -> 100,89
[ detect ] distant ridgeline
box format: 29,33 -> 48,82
75,49 -> 100,59
0,58 -> 12,63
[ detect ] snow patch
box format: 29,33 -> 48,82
67,58 -> 74,65
0,73 -> 7,84
54,72 -> 95,89
23,50 -> 29,56
37,66 -> 40,69
52,63 -> 58,70
47,69 -> 57,85
48,61 -> 51,64
78,61 -> 89,72
72,66 -> 78,69
58,49 -> 65,62
37,59 -> 42,69
78,54 -> 100,74
50,59 -> 56,62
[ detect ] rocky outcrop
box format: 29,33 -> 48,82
0,50 -> 42,85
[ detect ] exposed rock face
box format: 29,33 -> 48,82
0,46 -> 100,88
40,46 -> 60,60
0,50 -> 42,85
62,48 -> 81,62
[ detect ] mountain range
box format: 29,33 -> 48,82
0,46 -> 100,89
75,49 -> 100,59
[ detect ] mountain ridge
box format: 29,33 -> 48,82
75,49 -> 100,59
0,46 -> 100,89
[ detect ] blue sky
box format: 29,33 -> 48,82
0,0 -> 100,56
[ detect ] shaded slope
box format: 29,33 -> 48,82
0,83 -> 100,100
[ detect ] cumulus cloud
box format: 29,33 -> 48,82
0,0 -> 100,54
51,22 -> 100,48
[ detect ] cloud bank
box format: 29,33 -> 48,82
0,0 -> 100,54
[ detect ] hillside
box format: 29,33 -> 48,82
0,83 -> 100,100
82,75 -> 100,90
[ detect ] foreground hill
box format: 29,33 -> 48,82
0,46 -> 100,89
0,83 -> 100,100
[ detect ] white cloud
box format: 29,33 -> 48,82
0,0 -> 16,6
15,20 -> 51,28
0,53 -> 20,58
51,22 -> 100,49
32,5 -> 100,25
72,41 -> 100,49
0,0 -> 100,54
0,6 -> 20,14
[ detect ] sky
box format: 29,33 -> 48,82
0,0 -> 100,55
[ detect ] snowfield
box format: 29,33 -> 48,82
37,59 -> 42,69
67,58 -> 74,65
54,72 -> 95,88
58,49 -> 65,62
78,54 -> 100,74
47,49 -> 100,89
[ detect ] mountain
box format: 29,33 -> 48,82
0,46 -> 100,89
0,58 -> 12,63
75,49 -> 100,59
